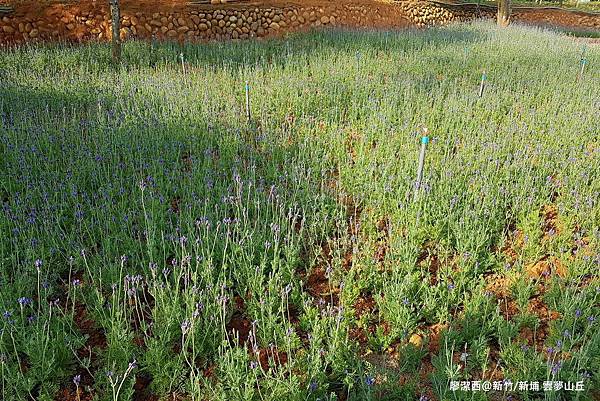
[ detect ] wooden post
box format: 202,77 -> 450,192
497,0 -> 510,27
109,0 -> 121,64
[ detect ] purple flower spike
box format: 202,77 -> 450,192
551,361 -> 562,375
17,297 -> 32,306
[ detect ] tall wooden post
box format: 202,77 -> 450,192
109,0 -> 121,63
497,0 -> 510,27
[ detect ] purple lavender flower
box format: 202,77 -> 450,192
34,259 -> 42,272
309,380 -> 318,392
589,316 -> 596,324
73,375 -> 81,386
181,319 -> 191,334
575,309 -> 582,318
17,297 -> 32,306
551,361 -> 562,375
365,375 -> 375,386
250,361 -> 258,369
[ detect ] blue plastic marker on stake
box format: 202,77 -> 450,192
245,81 -> 251,122
478,70 -> 486,98
414,133 -> 429,201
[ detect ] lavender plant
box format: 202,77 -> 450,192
0,21 -> 598,401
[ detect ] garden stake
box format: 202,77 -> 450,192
578,58 -> 587,82
414,134 -> 429,201
478,70 -> 486,98
245,81 -> 251,122
180,53 -> 186,76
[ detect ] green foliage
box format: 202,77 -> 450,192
0,22 -> 598,401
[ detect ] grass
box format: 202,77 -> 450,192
0,21 -> 599,401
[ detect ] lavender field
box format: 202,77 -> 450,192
0,22 -> 599,401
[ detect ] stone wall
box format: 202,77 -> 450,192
398,0 -> 600,30
0,2 -> 410,46
0,1 -> 599,46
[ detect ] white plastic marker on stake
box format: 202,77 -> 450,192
245,81 -> 251,122
414,130 -> 430,202
578,58 -> 587,82
478,70 -> 486,98
180,53 -> 186,76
